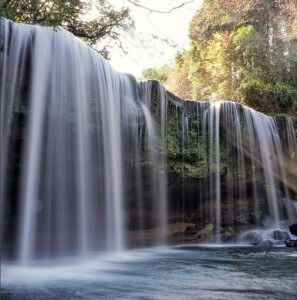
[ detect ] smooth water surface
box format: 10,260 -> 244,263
1,245 -> 297,300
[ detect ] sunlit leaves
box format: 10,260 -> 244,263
0,0 -> 131,56
166,0 -> 297,115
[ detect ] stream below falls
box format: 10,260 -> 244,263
1,245 -> 297,300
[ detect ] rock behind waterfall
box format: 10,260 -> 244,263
286,239 -> 297,247
289,223 -> 297,236
272,229 -> 290,241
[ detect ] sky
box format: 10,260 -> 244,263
106,0 -> 203,78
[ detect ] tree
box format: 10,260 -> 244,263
166,0 -> 297,115
142,65 -> 171,84
166,52 -> 193,100
126,0 -> 195,14
0,0 -> 131,57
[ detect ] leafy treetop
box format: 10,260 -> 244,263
0,0 -> 132,57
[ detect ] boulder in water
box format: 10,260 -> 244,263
285,239 -> 297,248
221,227 -> 234,242
195,224 -> 214,241
240,231 -> 263,246
289,223 -> 297,236
257,239 -> 274,249
272,230 -> 290,241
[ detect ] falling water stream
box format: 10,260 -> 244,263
0,18 -> 297,300
0,19 -> 169,263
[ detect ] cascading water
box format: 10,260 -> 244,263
205,102 -> 222,241
1,19 -> 297,267
140,82 -> 168,244
0,19 -> 168,263
174,100 -> 297,241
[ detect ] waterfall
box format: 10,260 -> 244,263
205,102 -> 222,241
177,101 -> 297,240
1,19 -> 297,264
0,19 -> 168,263
141,82 -> 168,244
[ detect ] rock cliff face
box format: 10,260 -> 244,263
1,20 -> 297,259
1,69 -> 297,249
143,81 -> 297,243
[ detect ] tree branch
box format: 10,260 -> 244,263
126,0 -> 195,14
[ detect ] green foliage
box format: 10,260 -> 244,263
0,0 -> 131,56
142,65 -> 171,84
274,83 -> 297,109
232,25 -> 257,46
166,108 -> 210,179
243,77 -> 297,112
167,0 -> 297,115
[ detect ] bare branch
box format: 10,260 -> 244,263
126,0 -> 195,14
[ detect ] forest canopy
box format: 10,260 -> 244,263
2,0 -> 297,115
0,0 -> 131,57
144,0 -> 297,115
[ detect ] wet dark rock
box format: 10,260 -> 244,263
221,227 -> 234,242
285,239 -> 297,248
195,224 -> 214,241
185,224 -> 197,235
289,223 -> 297,236
272,230 -> 290,241
241,231 -> 263,246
